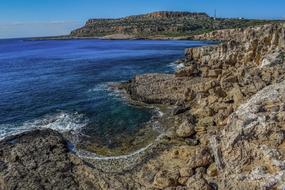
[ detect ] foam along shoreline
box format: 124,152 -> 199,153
0,111 -> 87,140
0,79 -> 166,159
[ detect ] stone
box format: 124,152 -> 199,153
178,177 -> 189,185
197,117 -> 214,129
195,125 -> 207,135
228,84 -> 244,105
153,170 -> 179,189
176,120 -> 196,138
207,95 -> 219,104
195,167 -> 207,176
179,167 -> 194,177
260,50 -> 285,68
208,69 -> 222,78
185,138 -> 199,146
207,163 -> 218,177
176,66 -> 197,77
186,176 -> 212,190
213,87 -> 227,98
172,105 -> 190,115
188,147 -> 213,169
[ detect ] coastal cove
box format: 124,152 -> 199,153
0,23 -> 284,189
0,39 -> 211,156
1,0 -> 285,187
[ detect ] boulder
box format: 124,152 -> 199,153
179,167 -> 194,177
153,170 -> 179,189
187,147 -> 213,169
208,69 -> 222,78
207,163 -> 218,177
186,176 -> 212,190
176,120 -> 195,138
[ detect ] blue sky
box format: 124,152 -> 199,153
0,0 -> 284,38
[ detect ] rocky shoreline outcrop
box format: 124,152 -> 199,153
0,129 -> 79,189
1,23 -> 285,189
122,23 -> 285,189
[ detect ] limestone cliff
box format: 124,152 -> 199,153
123,23 -> 285,189
70,11 -> 275,38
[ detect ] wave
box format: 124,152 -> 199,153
87,83 -> 108,93
168,61 -> 185,71
87,82 -> 128,102
176,63 -> 185,69
0,112 -> 88,140
156,109 -> 164,117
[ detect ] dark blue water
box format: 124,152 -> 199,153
0,39 -> 208,141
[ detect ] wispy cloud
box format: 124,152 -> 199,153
0,21 -> 83,38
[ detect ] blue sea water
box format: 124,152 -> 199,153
0,39 -> 208,143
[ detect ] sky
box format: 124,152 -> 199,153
0,0 -> 284,38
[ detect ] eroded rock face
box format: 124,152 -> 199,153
189,24 -> 285,67
125,73 -> 207,104
217,81 -> 285,189
122,23 -> 285,189
0,129 -> 79,190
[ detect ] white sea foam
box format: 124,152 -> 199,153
176,63 -> 185,69
87,82 -> 124,100
0,112 -> 87,140
157,110 -> 164,117
168,61 -> 185,70
168,61 -> 177,69
87,83 -> 108,93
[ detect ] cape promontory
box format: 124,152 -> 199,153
70,11 -> 277,39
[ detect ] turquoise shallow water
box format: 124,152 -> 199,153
0,39 -> 208,146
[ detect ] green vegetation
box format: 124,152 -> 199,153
70,11 -> 282,39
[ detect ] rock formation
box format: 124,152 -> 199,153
122,23 -> 285,189
0,129 -> 79,189
1,23 -> 285,189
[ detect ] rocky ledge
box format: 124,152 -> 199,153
122,23 -> 285,189
1,23 -> 285,190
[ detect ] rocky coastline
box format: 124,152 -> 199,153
1,23 -> 285,189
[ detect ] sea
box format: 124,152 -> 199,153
0,39 -> 208,152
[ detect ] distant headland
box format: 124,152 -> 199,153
33,11 -> 282,40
